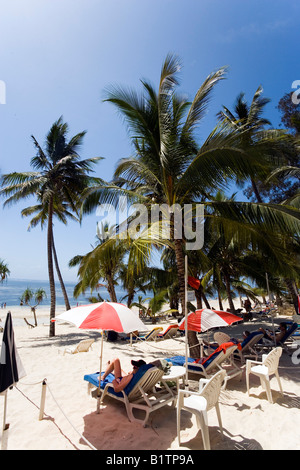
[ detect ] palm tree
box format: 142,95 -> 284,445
20,287 -> 47,327
217,86 -> 275,202
69,224 -> 127,303
0,117 -> 102,336
119,262 -> 148,307
21,194 -> 80,311
131,294 -> 148,316
0,259 -> 10,283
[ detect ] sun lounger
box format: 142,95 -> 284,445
234,332 -> 264,363
138,327 -> 163,342
157,324 -> 179,340
257,322 -> 298,355
121,327 -> 163,343
84,364 -> 175,427
63,338 -> 94,355
167,342 -> 242,389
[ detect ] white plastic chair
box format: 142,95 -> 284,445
246,347 -> 283,403
177,369 -> 226,450
214,332 -> 230,345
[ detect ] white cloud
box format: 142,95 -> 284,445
215,19 -> 290,44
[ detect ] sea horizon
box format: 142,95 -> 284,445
0,277 -> 130,307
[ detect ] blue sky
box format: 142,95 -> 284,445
0,0 -> 299,282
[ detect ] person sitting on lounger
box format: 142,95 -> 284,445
102,358 -> 146,393
259,322 -> 287,344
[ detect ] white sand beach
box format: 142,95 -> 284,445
1,301 -> 300,451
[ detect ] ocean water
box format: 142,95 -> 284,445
0,278 -> 128,308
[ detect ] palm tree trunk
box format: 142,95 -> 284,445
218,289 -> 224,311
48,197 -> 56,337
52,236 -> 71,311
215,271 -> 224,310
285,278 -> 299,313
195,289 -> 202,309
174,238 -> 186,311
31,307 -> 37,327
174,237 -> 200,358
201,288 -> 211,309
224,271 -> 235,312
127,291 -> 134,308
187,331 -> 200,358
107,273 -> 117,302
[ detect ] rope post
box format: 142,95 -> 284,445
39,379 -> 47,421
2,390 -> 9,431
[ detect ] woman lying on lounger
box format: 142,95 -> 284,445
102,358 -> 146,393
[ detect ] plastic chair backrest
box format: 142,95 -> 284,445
214,332 -> 230,345
200,369 -> 226,411
263,347 -> 282,375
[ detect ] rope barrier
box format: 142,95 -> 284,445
15,379 -> 97,450
45,380 -> 97,450
129,333 -> 207,356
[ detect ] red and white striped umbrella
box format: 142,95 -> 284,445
55,301 -> 146,333
178,308 -> 242,333
55,302 -> 147,389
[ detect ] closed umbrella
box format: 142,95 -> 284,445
0,312 -> 26,431
54,302 -> 147,387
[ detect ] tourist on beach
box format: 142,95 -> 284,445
259,322 -> 287,344
102,358 -> 146,392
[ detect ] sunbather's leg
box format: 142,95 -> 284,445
102,358 -> 122,380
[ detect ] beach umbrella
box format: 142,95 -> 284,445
179,308 -> 242,385
178,308 -> 242,333
54,302 -> 148,387
0,312 -> 26,432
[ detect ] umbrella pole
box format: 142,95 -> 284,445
184,255 -> 189,390
98,331 -> 104,387
97,331 -> 104,413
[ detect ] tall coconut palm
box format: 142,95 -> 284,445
217,86 -> 273,202
0,117 -> 102,336
21,194 -> 80,311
